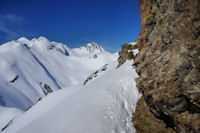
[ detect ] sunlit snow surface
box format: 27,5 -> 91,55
0,37 -> 141,133
0,37 -> 117,130
3,61 -> 141,133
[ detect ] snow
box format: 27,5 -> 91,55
0,37 -> 117,110
0,37 -> 118,130
0,106 -> 22,130
0,37 -> 141,133
2,61 -> 141,133
70,42 -> 105,57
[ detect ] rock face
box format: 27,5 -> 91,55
132,97 -> 175,133
134,0 -> 200,132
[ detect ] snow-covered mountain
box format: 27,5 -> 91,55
0,36 -> 117,128
0,37 -> 140,133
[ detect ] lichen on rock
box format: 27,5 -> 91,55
133,0 -> 200,132
117,43 -> 138,68
132,96 -> 175,133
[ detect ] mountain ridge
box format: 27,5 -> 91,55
0,37 -> 117,113
1,36 -> 106,56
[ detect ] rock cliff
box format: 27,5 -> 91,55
133,0 -> 200,132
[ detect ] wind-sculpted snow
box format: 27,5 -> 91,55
0,37 -> 117,129
2,61 -> 141,133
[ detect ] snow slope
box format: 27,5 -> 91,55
0,37 -> 117,129
2,61 -> 141,133
0,106 -> 22,131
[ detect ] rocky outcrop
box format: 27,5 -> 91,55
133,0 -> 200,132
10,75 -> 19,83
117,43 -> 137,67
83,64 -> 108,85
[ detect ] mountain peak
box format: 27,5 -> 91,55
31,36 -> 49,43
17,37 -> 30,42
85,42 -> 98,47
17,37 -> 32,46
38,36 -> 49,41
83,42 -> 105,53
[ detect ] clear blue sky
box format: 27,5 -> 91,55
0,0 -> 141,52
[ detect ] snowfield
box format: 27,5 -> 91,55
2,61 -> 141,133
0,36 -> 117,131
0,37 -> 141,133
0,106 -> 22,131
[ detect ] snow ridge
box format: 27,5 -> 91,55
2,61 -> 141,133
0,37 -> 141,133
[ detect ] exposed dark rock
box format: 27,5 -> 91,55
44,84 -> 53,93
133,0 -> 200,132
37,97 -> 42,101
93,54 -> 98,59
25,97 -> 42,112
39,82 -> 53,95
10,75 -> 19,83
1,120 -> 13,132
25,106 -> 32,111
132,96 -> 175,133
84,64 -> 108,85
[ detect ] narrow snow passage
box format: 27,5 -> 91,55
3,61 -> 141,133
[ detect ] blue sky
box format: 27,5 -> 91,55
0,0 -> 141,52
